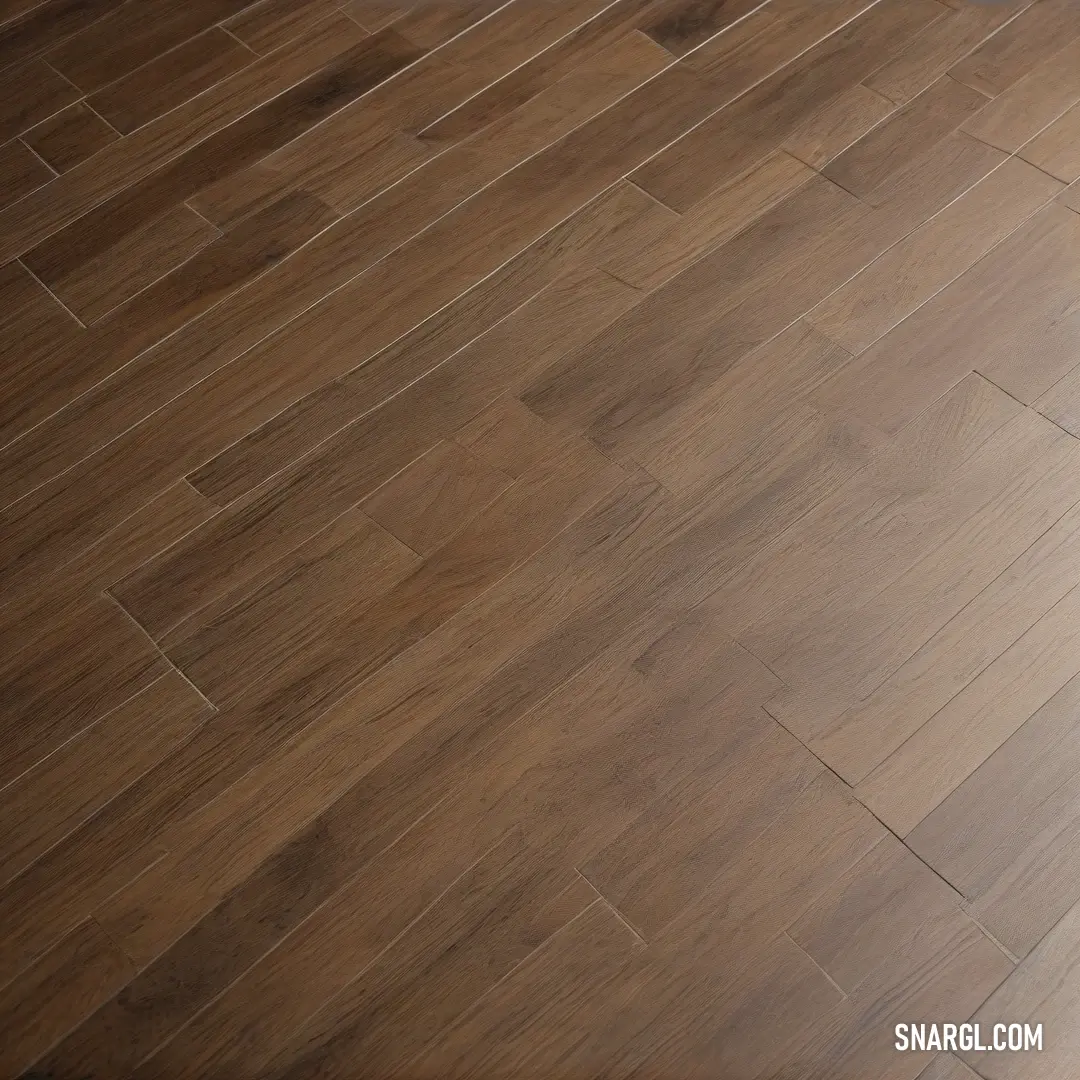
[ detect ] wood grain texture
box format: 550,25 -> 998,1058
948,0 -> 1080,98
0,56 -> 79,142
223,0 -> 345,54
44,0 -> 255,92
0,190 -> 338,488
782,81 -> 896,169
909,672 -> 1080,956
23,100 -> 119,172
45,202 -> 223,323
0,479 -> 217,656
0,595 -> 171,789
0,918 -> 134,1076
822,75 -> 987,199
13,4 -> 1080,1076
0,669 -> 211,886
630,0 -> 947,210
0,136 -> 53,207
963,897 -> 1080,1078
0,12 -> 369,265
0,0 -> 125,70
23,28 -> 423,292
803,499 -> 1080,785
866,0 -> 1030,104
807,155 -> 1061,352
962,31 -> 1080,152
88,26 -> 256,135
812,200 -> 1080,434
1020,99 -> 1080,182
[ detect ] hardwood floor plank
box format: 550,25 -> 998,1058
202,610 -> 782,1080
222,0 -> 345,55
963,32 -> 1080,152
652,772 -> 887,966
586,932 -> 844,1080
46,202 -> 223,324
773,860 -> 1011,1080
22,99 -> 118,172
856,575 -> 1080,836
0,182 -> 646,590
601,150 -> 814,291
0,669 -> 211,888
0,136 -> 53,208
921,1057 -> 984,1080
43,503 -> 673,1078
802,499 -> 1080,787
0,258 -> 82,435
360,0 -> 637,136
0,918 -> 134,1077
412,1 -> 675,147
775,426 -> 1080,775
704,375 -> 1038,675
1019,99 -> 1080,182
522,175 -> 863,450
360,439 -> 513,556
185,263 -> 636,519
634,321 -> 854,493
0,190 -> 337,488
250,835 -> 594,1080
153,442 -> 622,714
87,26 -> 257,135
781,82 -> 896,169
630,0 -> 946,211
0,0 -> 123,71
183,188 -> 655,506
53,608 -> 667,1075
33,432 -> 900,1075
822,75 -> 987,200
0,55 -> 78,141
1036,361 -> 1080,438
909,672 -> 1080,957
638,0 -> 768,56
807,155 -> 1061,353
15,24 -> 664,463
6,6 -> 1080,1074
142,504 -> 421,703
44,0 -> 255,92
526,128 -> 1005,459
405,898 -> 644,1080
0,12 -> 369,264
23,28 -> 423,293
200,21 -> 671,228
387,0 -> 509,51
0,596 -> 171,789
1058,175 -> 1080,212
340,0 -> 408,34
787,834 -> 963,996
0,254 -> 47,321
0,0 -> 52,20
202,119 -> 431,225
812,201 -> 1080,434
866,0 -> 1031,104
0,480 -> 217,659
948,0 -> 1080,97
962,897 -> 1080,1078
582,708 -> 826,939
110,276 -> 631,644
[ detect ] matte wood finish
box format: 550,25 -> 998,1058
23,102 -> 120,174
6,2 -> 1080,1078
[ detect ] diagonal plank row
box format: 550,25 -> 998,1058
7,0 -> 1080,1077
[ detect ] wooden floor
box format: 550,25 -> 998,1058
7,0 -> 1080,1076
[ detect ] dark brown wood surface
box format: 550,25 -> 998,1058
3,1 -> 1080,1077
